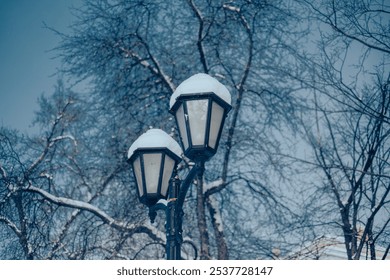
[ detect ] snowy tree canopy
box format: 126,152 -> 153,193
0,0 -> 389,260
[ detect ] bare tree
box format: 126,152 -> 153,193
296,0 -> 390,259
1,0 -> 314,259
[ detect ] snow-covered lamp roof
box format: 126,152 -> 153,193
169,73 -> 231,109
127,129 -> 182,159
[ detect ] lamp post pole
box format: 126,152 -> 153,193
128,73 -> 231,260
165,173 -> 181,260
149,163 -> 200,260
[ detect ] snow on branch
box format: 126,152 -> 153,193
144,220 -> 166,243
0,216 -> 22,237
118,45 -> 176,92
49,135 -> 78,148
203,178 -> 224,195
28,133 -> 78,176
0,164 -> 7,179
25,185 -> 166,243
223,4 -> 240,13
208,196 -> 224,232
27,185 -> 124,227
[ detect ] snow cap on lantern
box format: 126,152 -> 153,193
169,73 -> 231,109
128,129 -> 182,160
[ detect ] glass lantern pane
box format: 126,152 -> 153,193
208,101 -> 224,149
176,104 -> 189,150
143,153 -> 162,194
161,156 -> 175,198
187,99 -> 208,146
132,157 -> 144,197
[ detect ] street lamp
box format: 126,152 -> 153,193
169,73 -> 232,161
128,73 -> 231,259
127,129 -> 182,207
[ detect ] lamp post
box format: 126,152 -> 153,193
128,73 -> 231,260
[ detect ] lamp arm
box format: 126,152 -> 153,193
176,161 -> 203,211
148,200 -> 168,223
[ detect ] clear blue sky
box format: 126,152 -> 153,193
0,0 -> 81,133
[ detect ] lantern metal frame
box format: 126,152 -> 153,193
169,92 -> 232,161
128,147 -> 182,207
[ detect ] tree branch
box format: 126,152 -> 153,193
188,0 -> 209,73
0,216 -> 22,237
25,185 -> 165,243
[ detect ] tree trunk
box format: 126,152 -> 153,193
207,197 -> 229,259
